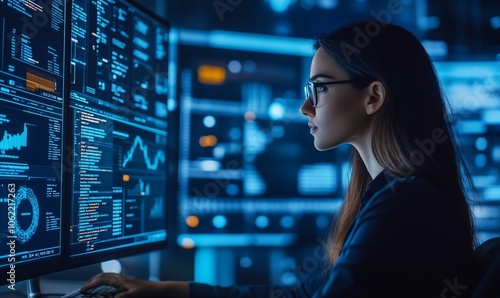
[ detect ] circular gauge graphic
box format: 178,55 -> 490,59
15,186 -> 39,244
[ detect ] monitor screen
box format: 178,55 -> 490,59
175,32 -> 346,247
67,0 -> 172,264
0,0 -> 66,286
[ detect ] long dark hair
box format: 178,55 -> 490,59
314,20 -> 477,264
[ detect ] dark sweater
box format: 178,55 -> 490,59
189,170 -> 475,297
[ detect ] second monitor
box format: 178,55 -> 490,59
66,0 -> 173,266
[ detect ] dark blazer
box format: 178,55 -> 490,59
189,170 -> 475,297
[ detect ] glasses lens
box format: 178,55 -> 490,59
307,82 -> 315,106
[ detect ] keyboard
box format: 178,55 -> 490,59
61,285 -> 117,298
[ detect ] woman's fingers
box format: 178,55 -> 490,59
80,273 -> 129,293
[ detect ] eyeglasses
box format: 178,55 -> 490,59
304,80 -> 363,107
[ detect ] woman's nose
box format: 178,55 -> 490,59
300,98 -> 314,117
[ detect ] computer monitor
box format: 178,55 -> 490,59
66,0 -> 173,269
0,0 -> 67,287
175,31 -> 346,247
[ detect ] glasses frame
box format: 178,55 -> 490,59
304,80 -> 364,107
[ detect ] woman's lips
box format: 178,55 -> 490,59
308,123 -> 318,134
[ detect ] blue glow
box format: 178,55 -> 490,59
476,137 -> 488,151
274,21 -> 293,35
483,187 -> 500,201
491,16 -> 500,29
203,115 -> 216,128
200,160 -> 221,171
418,15 -> 441,31
112,130 -> 129,138
473,175 -> 496,188
194,248 -> 216,284
212,215 -> 227,229
255,215 -> 269,228
281,272 -> 297,285
267,0 -> 295,13
213,146 -> 225,159
483,111 -> 500,124
280,216 -> 295,229
492,146 -> 500,162
300,0 -> 314,9
436,62 -> 500,78
243,124 -> 265,152
283,90 -> 297,98
271,125 -> 285,138
316,215 -> 330,229
239,257 -> 252,268
228,127 -> 241,140
226,183 -> 239,196
155,101 -> 168,118
421,40 -> 448,57
434,62 -> 500,112
475,154 -> 487,168
178,27 -> 313,56
316,0 -> 338,9
472,206 -> 492,219
244,168 -> 266,195
298,163 -> 337,195
243,60 -> 257,72
341,162 -> 351,192
178,234 -> 297,246
457,121 -> 487,134
228,60 -> 242,73
208,30 -> 315,56
268,102 -> 285,120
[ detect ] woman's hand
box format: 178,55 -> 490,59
81,273 -> 189,298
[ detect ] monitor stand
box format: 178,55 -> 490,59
149,250 -> 161,282
25,278 -> 60,298
26,278 -> 41,298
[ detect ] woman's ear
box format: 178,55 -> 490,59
364,81 -> 386,116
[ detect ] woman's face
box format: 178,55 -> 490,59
300,48 -> 369,151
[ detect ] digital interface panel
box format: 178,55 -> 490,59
0,0 -> 64,270
0,1 -> 64,272
68,0 -> 170,257
176,35 -> 345,247
435,61 -> 500,239
435,61 -> 500,201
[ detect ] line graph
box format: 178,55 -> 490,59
122,135 -> 165,170
0,123 -> 28,151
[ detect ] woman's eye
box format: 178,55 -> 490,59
317,85 -> 327,93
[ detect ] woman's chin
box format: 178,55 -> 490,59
314,142 -> 333,152
313,139 -> 343,151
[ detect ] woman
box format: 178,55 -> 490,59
82,20 -> 477,297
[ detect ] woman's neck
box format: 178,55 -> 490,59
351,134 -> 384,179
